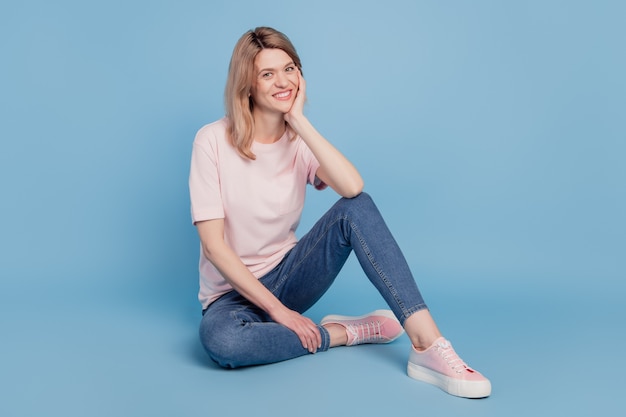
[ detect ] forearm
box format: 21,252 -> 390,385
288,115 -> 364,198
197,219 -> 285,316
204,242 -> 284,315
203,238 -> 322,352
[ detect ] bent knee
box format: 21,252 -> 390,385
199,329 -> 242,368
336,191 -> 378,216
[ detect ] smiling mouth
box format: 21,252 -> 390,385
273,90 -> 292,100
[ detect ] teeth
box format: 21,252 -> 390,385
274,91 -> 290,98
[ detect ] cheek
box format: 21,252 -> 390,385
251,81 -> 270,99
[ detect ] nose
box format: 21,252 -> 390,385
274,71 -> 288,88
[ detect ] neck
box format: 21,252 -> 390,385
253,111 -> 286,144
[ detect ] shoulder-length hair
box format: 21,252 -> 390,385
224,27 -> 303,160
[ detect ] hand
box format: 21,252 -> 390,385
284,69 -> 306,125
270,306 -> 322,354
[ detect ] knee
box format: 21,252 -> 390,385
352,191 -> 373,205
337,191 -> 378,216
199,319 -> 244,369
338,191 -> 371,206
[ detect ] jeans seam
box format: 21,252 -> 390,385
348,218 -> 411,317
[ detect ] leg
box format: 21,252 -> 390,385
303,193 -> 490,397
269,192 -> 440,346
199,289 -> 331,368
404,310 -> 442,350
198,195 -> 369,367
300,194 -> 430,319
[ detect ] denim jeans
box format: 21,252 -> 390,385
200,192 -> 428,368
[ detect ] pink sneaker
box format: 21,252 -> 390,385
320,309 -> 404,346
407,337 -> 491,398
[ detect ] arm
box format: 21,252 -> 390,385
284,71 -> 364,198
196,218 -> 322,353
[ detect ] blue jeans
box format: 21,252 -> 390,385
199,192 -> 428,368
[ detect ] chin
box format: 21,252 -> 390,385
276,104 -> 294,113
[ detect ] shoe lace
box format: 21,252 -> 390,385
346,320 -> 384,344
434,340 -> 472,374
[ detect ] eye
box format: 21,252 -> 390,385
262,72 -> 273,78
285,66 -> 295,72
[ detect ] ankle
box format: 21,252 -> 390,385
404,309 -> 442,351
323,323 -> 348,347
411,335 -> 442,352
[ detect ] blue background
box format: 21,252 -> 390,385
1,0 -> 624,416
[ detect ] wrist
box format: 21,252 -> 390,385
285,114 -> 309,134
264,299 -> 287,318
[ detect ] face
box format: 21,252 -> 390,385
250,48 -> 299,116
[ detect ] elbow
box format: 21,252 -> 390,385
196,219 -> 228,263
201,239 -> 226,263
342,178 -> 364,199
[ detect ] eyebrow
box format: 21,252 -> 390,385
257,61 -> 295,75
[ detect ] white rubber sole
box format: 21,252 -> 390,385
407,362 -> 492,398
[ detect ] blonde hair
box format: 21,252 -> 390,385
224,27 -> 303,160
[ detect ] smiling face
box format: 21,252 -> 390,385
250,48 -> 299,116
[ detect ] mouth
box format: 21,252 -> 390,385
273,90 -> 292,100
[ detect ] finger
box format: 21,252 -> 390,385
308,329 -> 317,353
298,332 -> 309,350
304,322 -> 320,351
292,317 -> 317,353
303,319 -> 321,351
294,69 -> 303,93
315,326 -> 322,349
299,325 -> 315,353
298,71 -> 306,94
300,325 -> 312,352
298,325 -> 315,352
308,324 -> 321,353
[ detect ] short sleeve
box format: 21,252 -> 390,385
189,126 -> 225,224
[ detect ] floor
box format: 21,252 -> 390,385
2,260 -> 622,417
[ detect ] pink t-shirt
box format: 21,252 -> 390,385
189,118 -> 324,309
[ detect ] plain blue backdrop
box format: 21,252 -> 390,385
1,1 -> 624,416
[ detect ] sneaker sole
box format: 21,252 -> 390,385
407,362 -> 492,398
320,309 -> 405,343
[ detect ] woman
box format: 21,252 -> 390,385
189,27 -> 491,399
